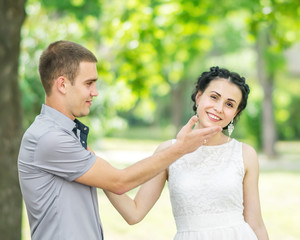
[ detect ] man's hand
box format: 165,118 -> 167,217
175,116 -> 222,154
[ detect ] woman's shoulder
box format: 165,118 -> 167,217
241,142 -> 259,172
241,142 -> 257,157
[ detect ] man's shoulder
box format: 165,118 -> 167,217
26,113 -> 66,136
22,114 -> 74,150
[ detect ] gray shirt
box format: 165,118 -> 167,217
18,105 -> 103,240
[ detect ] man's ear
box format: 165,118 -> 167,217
56,76 -> 68,94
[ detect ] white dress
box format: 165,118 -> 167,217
168,139 -> 258,240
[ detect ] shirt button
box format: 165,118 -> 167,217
84,127 -> 87,130
82,141 -> 85,144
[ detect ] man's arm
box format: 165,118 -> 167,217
104,140 -> 171,225
75,116 -> 221,194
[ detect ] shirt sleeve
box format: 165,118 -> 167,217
35,129 -> 96,181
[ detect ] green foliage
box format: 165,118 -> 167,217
40,0 -> 101,20
275,76 -> 300,140
247,0 -> 300,71
20,0 -> 90,127
99,0 -> 216,100
20,0 -> 300,146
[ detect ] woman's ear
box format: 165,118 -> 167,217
233,110 -> 240,119
195,90 -> 202,105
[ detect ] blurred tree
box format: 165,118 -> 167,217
20,0 -> 101,127
275,76 -> 300,140
99,0 -> 222,132
0,0 -> 27,239
19,0 -> 300,152
5,0 -> 300,237
246,0 -> 300,156
20,0 -> 115,141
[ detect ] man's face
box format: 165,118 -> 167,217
65,61 -> 98,119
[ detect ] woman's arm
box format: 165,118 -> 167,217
242,143 -> 269,240
104,140 -> 172,225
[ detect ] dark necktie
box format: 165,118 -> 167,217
72,119 -> 89,149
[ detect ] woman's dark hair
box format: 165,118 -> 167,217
191,66 -> 250,129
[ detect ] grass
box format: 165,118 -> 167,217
22,139 -> 300,240
259,172 -> 300,240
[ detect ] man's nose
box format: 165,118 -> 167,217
91,85 -> 98,97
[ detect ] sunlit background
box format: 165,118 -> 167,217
3,0 -> 300,239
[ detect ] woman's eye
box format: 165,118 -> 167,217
210,95 -> 217,100
226,102 -> 234,108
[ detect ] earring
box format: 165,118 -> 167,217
195,104 -> 199,118
228,120 -> 234,136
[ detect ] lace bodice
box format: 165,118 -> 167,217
168,139 -> 245,217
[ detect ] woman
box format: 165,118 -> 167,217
105,66 -> 269,240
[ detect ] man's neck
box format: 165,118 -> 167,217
45,97 -> 75,120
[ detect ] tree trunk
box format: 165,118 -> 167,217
0,0 -> 26,239
171,80 -> 187,133
255,26 -> 277,157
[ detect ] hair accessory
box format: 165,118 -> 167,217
228,120 -> 234,136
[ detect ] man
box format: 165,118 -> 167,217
18,40 -> 221,240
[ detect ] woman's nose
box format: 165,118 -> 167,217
214,102 -> 223,113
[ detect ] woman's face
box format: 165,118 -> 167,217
195,78 -> 242,129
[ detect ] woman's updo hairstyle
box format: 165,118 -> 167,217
191,66 -> 250,128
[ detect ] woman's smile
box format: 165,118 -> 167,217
207,112 -> 222,121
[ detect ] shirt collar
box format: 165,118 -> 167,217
41,104 -> 76,132
74,118 -> 89,134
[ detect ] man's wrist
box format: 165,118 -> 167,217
169,140 -> 185,158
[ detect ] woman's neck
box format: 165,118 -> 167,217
204,131 -> 230,146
